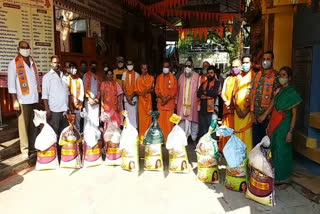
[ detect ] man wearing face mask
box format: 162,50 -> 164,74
176,59 -> 200,145
8,41 -> 41,159
219,59 -> 241,151
197,61 -> 209,112
79,60 -> 88,78
250,51 -> 280,147
113,56 -> 127,88
121,59 -> 140,129
233,56 -> 254,154
82,61 -> 101,130
155,59 -> 178,143
68,62 -> 84,131
61,61 -> 71,85
42,55 -> 70,137
197,65 -> 221,138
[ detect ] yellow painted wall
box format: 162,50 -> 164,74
273,11 -> 294,70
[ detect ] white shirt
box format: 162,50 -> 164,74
68,77 -> 84,103
7,57 -> 39,104
122,70 -> 140,103
42,69 -> 69,112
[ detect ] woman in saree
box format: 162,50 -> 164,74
259,66 -> 302,189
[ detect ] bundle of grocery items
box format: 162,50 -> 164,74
195,120 -> 220,183
81,108 -> 103,168
166,114 -> 189,173
101,107 -> 122,166
246,136 -> 275,207
59,113 -> 82,169
120,111 -> 140,172
143,111 -> 164,171
217,126 -> 248,192
33,110 -> 59,171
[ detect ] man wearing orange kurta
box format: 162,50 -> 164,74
219,59 -> 240,152
135,63 -> 154,142
155,60 -> 177,143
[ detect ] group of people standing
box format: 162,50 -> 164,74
8,40 -> 301,189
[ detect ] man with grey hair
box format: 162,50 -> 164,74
176,59 -> 200,144
8,41 -> 41,159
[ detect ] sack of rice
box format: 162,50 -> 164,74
166,114 -> 190,173
59,114 -> 82,169
33,110 -> 59,171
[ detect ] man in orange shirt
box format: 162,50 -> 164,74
155,60 -> 177,143
135,63 -> 154,142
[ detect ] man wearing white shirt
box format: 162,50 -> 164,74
61,60 -> 71,85
7,41 -> 41,158
42,55 -> 70,137
122,59 -> 140,129
68,62 -> 84,131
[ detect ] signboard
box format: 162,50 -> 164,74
0,0 -> 55,87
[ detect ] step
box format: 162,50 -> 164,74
0,154 -> 35,181
0,138 -> 20,161
294,140 -> 320,164
0,128 -> 19,143
293,130 -> 317,149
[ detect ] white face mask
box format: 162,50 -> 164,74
104,67 -> 108,72
70,68 -> 77,75
127,65 -> 134,71
163,67 -> 169,74
185,67 -> 192,73
19,48 -> 31,57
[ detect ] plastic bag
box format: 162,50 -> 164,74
144,144 -> 164,171
82,110 -> 103,168
225,158 -> 248,192
33,110 -> 58,171
33,110 -> 57,151
59,114 -> 82,169
120,111 -> 140,172
196,120 -> 220,183
218,126 -> 247,168
166,114 -> 189,173
143,111 -> 164,145
248,136 -> 273,178
246,137 -> 275,207
105,130 -> 122,166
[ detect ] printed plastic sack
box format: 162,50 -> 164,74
144,144 -> 164,171
59,114 -> 82,169
120,111 -> 140,172
143,111 -> 164,145
101,108 -> 122,166
196,120 -> 220,183
248,136 -> 273,178
218,126 -> 247,168
33,110 -> 59,171
82,110 -> 103,168
225,158 -> 248,192
105,131 -> 122,166
246,137 -> 275,207
166,114 -> 190,173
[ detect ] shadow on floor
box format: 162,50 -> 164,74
0,174 -> 24,193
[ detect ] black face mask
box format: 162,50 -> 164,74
80,67 -> 87,73
91,66 -> 97,73
207,75 -> 214,81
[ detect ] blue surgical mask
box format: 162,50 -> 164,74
242,63 -> 251,72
